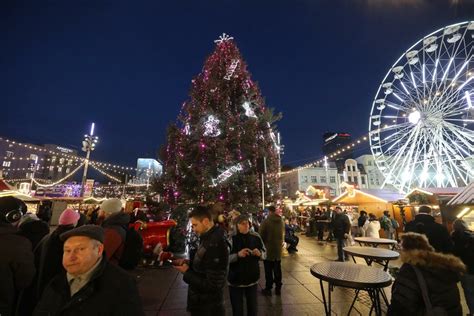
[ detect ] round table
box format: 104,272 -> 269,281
354,237 -> 398,249
343,246 -> 400,271
310,262 -> 392,316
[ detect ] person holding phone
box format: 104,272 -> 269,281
227,214 -> 266,316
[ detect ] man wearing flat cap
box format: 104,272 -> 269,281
34,225 -> 144,316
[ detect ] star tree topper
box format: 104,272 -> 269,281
214,33 -> 234,44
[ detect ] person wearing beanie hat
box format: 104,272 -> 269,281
0,196 -> 35,316
34,224 -> 144,316
59,208 -> 80,226
100,198 -> 130,265
228,213 -> 266,316
388,232 -> 465,316
100,198 -> 123,215
404,205 -> 453,253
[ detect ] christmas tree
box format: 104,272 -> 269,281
158,33 -> 281,212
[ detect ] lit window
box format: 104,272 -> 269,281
66,168 -> 70,173
6,151 -> 14,158
59,158 -> 65,164
2,161 -> 11,167
30,154 -> 38,161
57,167 -> 62,172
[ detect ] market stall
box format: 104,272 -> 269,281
447,183 -> 474,230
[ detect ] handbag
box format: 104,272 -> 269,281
412,265 -> 448,316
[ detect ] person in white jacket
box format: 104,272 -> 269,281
365,213 -> 381,238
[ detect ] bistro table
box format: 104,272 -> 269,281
354,237 -> 398,250
310,262 -> 392,316
343,246 -> 400,271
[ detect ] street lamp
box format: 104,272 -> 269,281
80,123 -> 99,197
29,156 -> 38,193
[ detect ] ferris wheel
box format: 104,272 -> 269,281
369,21 -> 474,193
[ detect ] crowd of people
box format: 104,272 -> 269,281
2,194 -> 473,316
1,196 -> 145,316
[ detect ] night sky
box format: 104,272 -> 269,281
2,0 -> 473,168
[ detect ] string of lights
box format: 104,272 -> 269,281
0,137 -> 137,172
1,164 -> 82,172
280,134 -> 370,176
89,163 -> 122,183
32,162 -> 86,187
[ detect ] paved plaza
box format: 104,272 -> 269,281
133,234 -> 398,316
133,233 -> 470,315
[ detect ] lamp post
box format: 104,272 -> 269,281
28,156 -> 38,194
80,123 -> 98,197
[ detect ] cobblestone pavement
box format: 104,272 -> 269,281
132,233 -> 468,315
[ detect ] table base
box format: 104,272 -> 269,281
319,279 -> 388,316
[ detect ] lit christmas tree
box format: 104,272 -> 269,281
159,33 -> 281,212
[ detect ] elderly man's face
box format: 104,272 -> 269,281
63,236 -> 103,276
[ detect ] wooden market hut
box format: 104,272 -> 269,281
446,182 -> 474,230
332,187 -> 406,229
404,187 -> 463,226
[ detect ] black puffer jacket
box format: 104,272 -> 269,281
35,225 -> 75,298
228,231 -> 266,286
404,214 -> 453,253
388,249 -> 466,316
0,223 -> 35,316
34,255 -> 144,316
183,225 -> 229,313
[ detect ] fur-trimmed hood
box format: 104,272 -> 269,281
401,249 -> 466,274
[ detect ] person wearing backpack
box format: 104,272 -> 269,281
451,219 -> 474,315
100,198 -> 130,265
388,232 -> 465,316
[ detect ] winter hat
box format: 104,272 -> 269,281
60,224 -> 104,243
100,198 -> 123,214
401,232 -> 434,252
59,208 -> 80,226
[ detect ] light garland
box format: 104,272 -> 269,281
280,134 -> 370,176
89,163 -> 122,183
0,137 -> 137,172
32,162 -> 86,187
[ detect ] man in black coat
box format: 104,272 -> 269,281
404,205 -> 453,253
174,206 -> 229,315
34,225 -> 144,316
0,197 -> 35,316
333,207 -> 351,261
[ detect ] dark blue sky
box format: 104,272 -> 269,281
1,0 -> 473,167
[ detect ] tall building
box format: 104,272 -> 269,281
322,132 -> 353,168
0,137 -> 80,182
